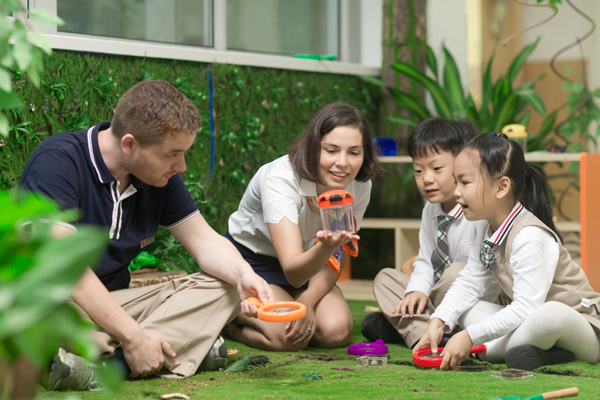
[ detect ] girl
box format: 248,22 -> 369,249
227,102 -> 379,351
414,132 -> 600,371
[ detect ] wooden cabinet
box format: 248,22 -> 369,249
358,153 -> 600,291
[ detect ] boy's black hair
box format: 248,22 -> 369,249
464,132 -> 562,242
407,117 -> 480,158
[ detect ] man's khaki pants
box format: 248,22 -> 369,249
373,262 -> 465,348
71,272 -> 240,378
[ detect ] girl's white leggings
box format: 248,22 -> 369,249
458,300 -> 600,364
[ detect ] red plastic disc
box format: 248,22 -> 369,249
413,344 -> 486,368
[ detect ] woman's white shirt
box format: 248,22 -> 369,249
228,155 -> 372,258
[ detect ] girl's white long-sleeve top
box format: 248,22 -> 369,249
431,203 -> 560,345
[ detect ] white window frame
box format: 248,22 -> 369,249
27,0 -> 380,76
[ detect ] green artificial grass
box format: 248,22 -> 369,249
37,300 -> 600,400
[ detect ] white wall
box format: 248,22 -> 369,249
521,0 -> 595,62
360,0 -> 383,68
358,0 -> 470,75
426,0 -> 469,112
589,1 -> 600,98
521,0 -> 599,151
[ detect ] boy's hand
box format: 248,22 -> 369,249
439,330 -> 473,370
393,291 -> 428,318
412,318 -> 445,354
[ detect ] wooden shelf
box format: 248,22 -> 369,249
378,155 -> 412,163
364,153 -> 600,291
361,218 -> 421,230
338,279 -> 376,301
359,218 -> 581,272
378,153 -> 582,164
362,219 -> 580,232
524,153 -> 581,162
360,218 -> 420,271
555,221 -> 581,232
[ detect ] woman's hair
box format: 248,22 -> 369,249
465,132 -> 562,241
288,102 -> 379,184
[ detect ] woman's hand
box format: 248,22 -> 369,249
393,291 -> 428,318
413,318 -> 445,354
439,330 -> 473,370
316,230 -> 360,249
284,299 -> 316,345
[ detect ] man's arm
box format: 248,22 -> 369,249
167,213 -> 274,303
53,224 -> 175,379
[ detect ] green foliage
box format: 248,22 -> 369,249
221,355 -> 251,372
0,191 -> 122,396
385,36 -> 600,156
128,251 -> 167,272
558,74 -> 600,151
2,51 -> 380,272
389,39 -> 549,137
0,0 -> 64,137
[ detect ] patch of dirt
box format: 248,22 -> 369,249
537,367 -> 580,377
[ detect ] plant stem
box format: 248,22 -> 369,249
503,0 -> 558,47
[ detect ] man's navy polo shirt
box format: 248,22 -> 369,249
19,121 -> 199,291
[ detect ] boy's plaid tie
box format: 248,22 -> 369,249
431,215 -> 454,283
479,240 -> 497,270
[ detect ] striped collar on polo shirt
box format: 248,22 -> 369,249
86,121 -> 143,240
87,123 -> 115,184
486,202 -> 524,246
86,122 -> 145,189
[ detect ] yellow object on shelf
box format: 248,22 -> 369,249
502,124 -> 528,153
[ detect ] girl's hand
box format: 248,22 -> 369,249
412,318 -> 445,354
439,330 -> 473,370
393,291 -> 428,318
316,230 -> 360,249
284,301 -> 315,345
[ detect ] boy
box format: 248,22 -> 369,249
362,118 -> 492,349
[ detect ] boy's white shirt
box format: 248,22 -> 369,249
431,202 -> 560,345
406,201 -> 488,296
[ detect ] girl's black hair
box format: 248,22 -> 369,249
407,117 -> 480,158
465,132 -> 562,242
288,102 -> 380,184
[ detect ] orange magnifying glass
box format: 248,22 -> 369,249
246,297 -> 307,323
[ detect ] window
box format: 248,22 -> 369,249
24,0 -> 381,76
227,0 -> 338,58
56,0 -> 212,47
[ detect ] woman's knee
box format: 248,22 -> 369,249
269,336 -> 308,351
312,316 -> 353,348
